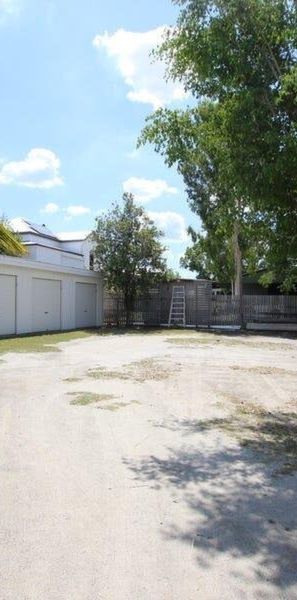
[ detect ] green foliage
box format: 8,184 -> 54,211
139,0 -> 297,290
90,193 -> 167,322
180,226 -> 235,288
0,221 -> 27,257
163,268 -> 181,281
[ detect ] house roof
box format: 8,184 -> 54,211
10,218 -> 58,240
10,218 -> 89,243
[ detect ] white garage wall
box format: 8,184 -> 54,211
0,256 -> 103,336
0,274 -> 16,335
75,283 -> 97,328
32,278 -> 62,333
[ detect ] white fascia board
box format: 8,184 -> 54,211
0,255 -> 101,278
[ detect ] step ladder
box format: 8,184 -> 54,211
168,286 -> 186,326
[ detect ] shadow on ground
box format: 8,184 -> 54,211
101,326 -> 297,340
123,410 -> 297,593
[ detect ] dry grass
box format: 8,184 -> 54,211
230,365 -> 296,376
166,336 -> 293,351
88,367 -> 131,381
97,400 -> 140,412
87,357 -> 177,383
68,392 -> 115,406
198,397 -> 297,474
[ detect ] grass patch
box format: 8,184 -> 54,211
88,358 -> 177,383
0,330 -> 96,355
230,365 -> 296,376
63,377 -> 83,383
69,391 -> 115,406
88,367 -> 131,381
97,402 -> 127,411
192,399 -> 297,474
97,400 -> 139,412
166,336 -> 213,347
166,336 -> 293,351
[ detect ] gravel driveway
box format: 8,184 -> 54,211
1,329 -> 297,600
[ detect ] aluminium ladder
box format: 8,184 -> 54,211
168,286 -> 186,326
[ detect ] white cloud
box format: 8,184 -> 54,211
0,148 -> 63,189
125,148 -> 141,160
0,0 -> 20,17
40,202 -> 60,214
93,27 -> 187,109
65,205 -> 91,217
122,177 -> 178,203
165,248 -> 182,265
148,211 -> 188,243
57,231 -> 89,241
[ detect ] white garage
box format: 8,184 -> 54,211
32,278 -> 62,333
0,274 -> 16,336
75,282 -> 97,328
0,255 -> 103,336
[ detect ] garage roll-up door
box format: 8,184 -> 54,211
0,275 -> 16,335
75,283 -> 97,328
32,278 -> 61,332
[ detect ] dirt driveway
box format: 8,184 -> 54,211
1,329 -> 297,600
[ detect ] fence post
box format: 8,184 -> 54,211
116,298 -> 119,327
195,282 -> 198,329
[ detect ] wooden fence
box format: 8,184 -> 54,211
104,292 -> 297,328
243,295 -> 297,324
104,293 -> 161,327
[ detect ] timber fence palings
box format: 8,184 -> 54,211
103,293 -> 161,327
243,295 -> 297,324
211,295 -> 297,327
211,296 -> 241,326
104,290 -> 297,329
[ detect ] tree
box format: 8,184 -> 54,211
181,226 -> 235,291
139,103 -> 266,301
0,220 -> 26,257
139,0 -> 297,292
90,193 -> 167,325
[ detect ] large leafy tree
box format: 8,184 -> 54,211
139,0 -> 297,291
0,221 -> 26,257
90,193 -> 167,324
181,226 -> 235,290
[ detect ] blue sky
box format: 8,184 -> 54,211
0,0 -> 200,274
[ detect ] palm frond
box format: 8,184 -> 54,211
0,223 -> 27,256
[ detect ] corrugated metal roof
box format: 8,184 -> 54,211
10,218 -> 58,239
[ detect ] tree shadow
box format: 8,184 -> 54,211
100,326 -> 297,340
152,409 -> 297,472
123,410 -> 297,593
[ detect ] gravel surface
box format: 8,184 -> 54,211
1,330 -> 297,600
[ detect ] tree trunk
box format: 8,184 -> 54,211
231,280 -> 235,298
124,292 -> 134,328
233,219 -> 244,327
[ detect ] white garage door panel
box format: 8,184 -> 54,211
75,283 -> 97,328
0,275 -> 16,335
32,278 -> 61,332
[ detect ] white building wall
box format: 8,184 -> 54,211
0,256 -> 103,335
0,275 -> 16,335
60,239 -> 93,269
23,245 -> 85,269
21,233 -> 59,248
